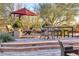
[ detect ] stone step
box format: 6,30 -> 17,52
0,45 -> 60,52
66,53 -> 79,56
0,41 -> 73,47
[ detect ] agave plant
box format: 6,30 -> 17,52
0,32 -> 14,42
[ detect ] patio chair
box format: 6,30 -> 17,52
40,28 -> 49,39
6,25 -> 14,36
63,30 -> 70,37
24,28 -> 32,35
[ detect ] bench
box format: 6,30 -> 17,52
58,41 -> 79,56
64,49 -> 79,56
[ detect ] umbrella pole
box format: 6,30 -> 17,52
14,14 -> 15,20
19,15 -> 21,20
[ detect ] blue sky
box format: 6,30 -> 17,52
25,3 -> 39,11
14,3 -> 39,12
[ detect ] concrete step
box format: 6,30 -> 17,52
0,45 -> 60,52
0,41 -> 73,47
66,53 -> 79,56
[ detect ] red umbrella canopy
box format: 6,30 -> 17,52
11,8 -> 37,16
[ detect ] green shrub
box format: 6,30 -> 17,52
0,32 -> 14,42
12,20 -> 23,28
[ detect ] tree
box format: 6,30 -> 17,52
39,3 -> 79,27
0,3 -> 14,19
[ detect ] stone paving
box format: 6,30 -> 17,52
0,49 -> 60,56
15,37 -> 79,42
0,37 -> 79,56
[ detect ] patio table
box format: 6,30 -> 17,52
44,26 -> 74,39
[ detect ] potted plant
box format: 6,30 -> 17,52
12,20 -> 23,38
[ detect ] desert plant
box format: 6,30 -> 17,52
12,20 -> 23,28
0,32 -> 14,42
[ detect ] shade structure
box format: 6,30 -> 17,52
10,8 -> 37,20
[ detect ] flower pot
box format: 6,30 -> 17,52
14,28 -> 22,39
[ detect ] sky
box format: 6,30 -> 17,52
14,3 -> 39,12
25,3 -> 40,12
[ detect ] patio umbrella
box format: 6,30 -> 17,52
10,8 -> 37,20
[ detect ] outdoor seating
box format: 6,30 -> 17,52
44,26 -> 74,39
24,28 -> 32,35
1,3 -> 79,56
57,39 -> 79,56
63,30 -> 70,37
53,30 -> 62,38
6,25 -> 14,36
40,29 -> 49,39
6,25 -> 13,32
